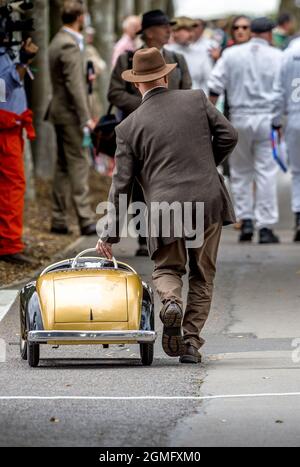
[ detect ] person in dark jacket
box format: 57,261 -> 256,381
108,10 -> 192,256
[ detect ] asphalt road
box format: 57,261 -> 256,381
0,175 -> 300,447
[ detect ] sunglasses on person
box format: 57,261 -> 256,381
233,25 -> 250,31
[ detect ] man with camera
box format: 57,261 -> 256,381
0,31 -> 38,265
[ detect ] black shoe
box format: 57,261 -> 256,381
180,344 -> 202,364
50,226 -> 70,235
259,228 -> 280,244
160,301 -> 184,357
239,219 -> 254,242
294,213 -> 300,242
81,224 -> 97,236
136,245 -> 148,257
0,253 -> 38,266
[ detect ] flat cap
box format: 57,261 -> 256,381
251,17 -> 276,33
172,16 -> 198,31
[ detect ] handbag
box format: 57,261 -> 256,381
92,51 -> 134,158
92,104 -> 120,158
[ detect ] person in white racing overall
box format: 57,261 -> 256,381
208,17 -> 283,244
272,36 -> 300,242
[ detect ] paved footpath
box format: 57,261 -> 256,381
0,219 -> 300,446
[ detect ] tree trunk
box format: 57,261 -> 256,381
114,0 -> 136,38
24,137 -> 36,201
134,0 -> 152,14
151,0 -> 167,10
50,0 -> 63,38
279,0 -> 300,24
88,0 -> 116,106
30,0 -> 56,179
134,1 -> 174,16
165,0 -> 174,18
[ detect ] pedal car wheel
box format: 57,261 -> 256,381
20,336 -> 27,361
27,342 -> 40,368
140,342 -> 154,366
140,303 -> 155,366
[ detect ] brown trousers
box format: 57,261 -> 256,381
152,223 -> 222,349
52,124 -> 95,229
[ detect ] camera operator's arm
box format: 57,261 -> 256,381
60,40 -> 91,128
16,38 -> 38,80
0,48 -> 27,105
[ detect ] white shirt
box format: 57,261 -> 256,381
208,38 -> 283,116
192,36 -> 214,53
63,27 -> 85,52
142,86 -> 166,100
165,42 -> 213,94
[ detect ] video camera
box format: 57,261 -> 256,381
0,1 -> 34,49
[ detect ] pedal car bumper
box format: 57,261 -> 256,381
28,330 -> 156,344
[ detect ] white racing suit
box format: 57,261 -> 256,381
273,37 -> 300,214
208,38 -> 283,228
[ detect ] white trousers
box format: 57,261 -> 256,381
286,118 -> 300,214
230,114 -> 279,229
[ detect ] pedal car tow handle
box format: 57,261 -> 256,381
71,248 -> 118,270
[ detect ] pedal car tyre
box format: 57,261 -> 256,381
140,309 -> 154,366
140,342 -> 154,366
20,304 -> 27,360
28,342 -> 40,368
20,335 -> 27,360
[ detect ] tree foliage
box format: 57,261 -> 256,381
279,0 -> 300,24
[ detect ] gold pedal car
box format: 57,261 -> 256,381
20,249 -> 156,367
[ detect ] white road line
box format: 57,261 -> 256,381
0,290 -> 18,322
0,393 -> 300,401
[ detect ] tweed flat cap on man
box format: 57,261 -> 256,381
172,17 -> 198,31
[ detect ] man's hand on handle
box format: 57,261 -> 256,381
96,240 -> 113,260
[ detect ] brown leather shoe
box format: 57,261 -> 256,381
180,344 -> 202,364
0,253 -> 38,266
160,301 -> 184,357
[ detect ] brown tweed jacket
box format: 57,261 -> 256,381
102,88 -> 238,257
108,47 -> 192,117
46,29 -> 90,127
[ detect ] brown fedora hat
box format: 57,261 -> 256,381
121,47 -> 177,83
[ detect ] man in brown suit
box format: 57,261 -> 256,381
97,48 -> 238,364
108,10 -> 192,257
47,0 -> 96,236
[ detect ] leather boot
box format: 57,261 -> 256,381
259,228 -> 280,244
160,301 -> 184,357
294,213 -> 300,242
239,219 -> 254,243
180,343 -> 202,364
